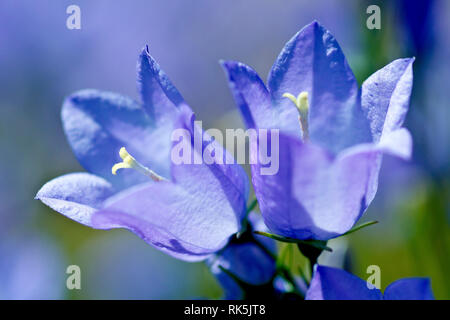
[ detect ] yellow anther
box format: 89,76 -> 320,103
297,92 -> 309,113
119,147 -> 130,159
282,91 -> 310,141
111,161 -> 132,175
111,147 -> 166,182
282,93 -> 298,106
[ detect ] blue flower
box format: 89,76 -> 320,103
306,265 -> 434,300
207,213 -> 277,299
222,21 -> 414,240
76,233 -> 209,299
398,0 -> 435,56
36,47 -> 249,262
0,237 -> 65,299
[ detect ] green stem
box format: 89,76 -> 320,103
237,198 -> 258,238
255,241 -> 304,298
246,198 -> 258,213
277,265 -> 305,299
297,264 -> 309,286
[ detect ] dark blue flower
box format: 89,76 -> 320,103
306,265 -> 434,300
207,213 -> 276,299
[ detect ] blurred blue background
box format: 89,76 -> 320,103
0,0 -> 448,299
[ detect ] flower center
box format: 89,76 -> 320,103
112,147 -> 166,182
282,91 -> 309,141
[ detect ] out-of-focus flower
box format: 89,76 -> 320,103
75,233 -> 206,299
397,0 -> 435,57
207,213 -> 276,299
306,265 -> 434,300
398,0 -> 450,176
0,237 -> 65,300
0,142 -> 66,300
273,275 -> 308,300
222,21 -> 414,240
36,48 -> 249,262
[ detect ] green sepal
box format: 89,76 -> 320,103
340,220 -> 379,237
253,231 -> 332,252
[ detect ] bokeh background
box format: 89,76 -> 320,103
0,0 -> 448,299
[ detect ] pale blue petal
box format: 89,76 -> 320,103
137,46 -> 184,121
90,107 -> 249,262
267,21 -> 371,152
35,172 -> 115,227
62,89 -> 174,189
253,133 -> 382,240
91,181 -> 236,262
361,58 -> 415,142
171,105 -> 249,224
220,61 -> 277,130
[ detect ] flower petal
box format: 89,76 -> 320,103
306,266 -> 382,300
90,107 -> 249,262
361,58 -> 415,142
35,172 -> 115,227
171,105 -> 249,225
378,127 -> 413,160
207,213 -> 276,299
91,181 -> 237,262
267,21 -> 370,152
253,133 -> 381,240
383,278 -> 434,300
137,46 -> 184,121
62,89 -> 175,189
220,61 -> 278,130
207,241 -> 275,299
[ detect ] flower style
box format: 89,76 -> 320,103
306,265 -> 434,300
36,47 -> 250,262
222,21 -> 414,240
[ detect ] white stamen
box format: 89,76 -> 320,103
112,147 -> 166,182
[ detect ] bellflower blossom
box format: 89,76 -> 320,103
306,265 -> 434,300
36,47 -> 250,262
222,21 -> 414,240
207,212 -> 277,299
